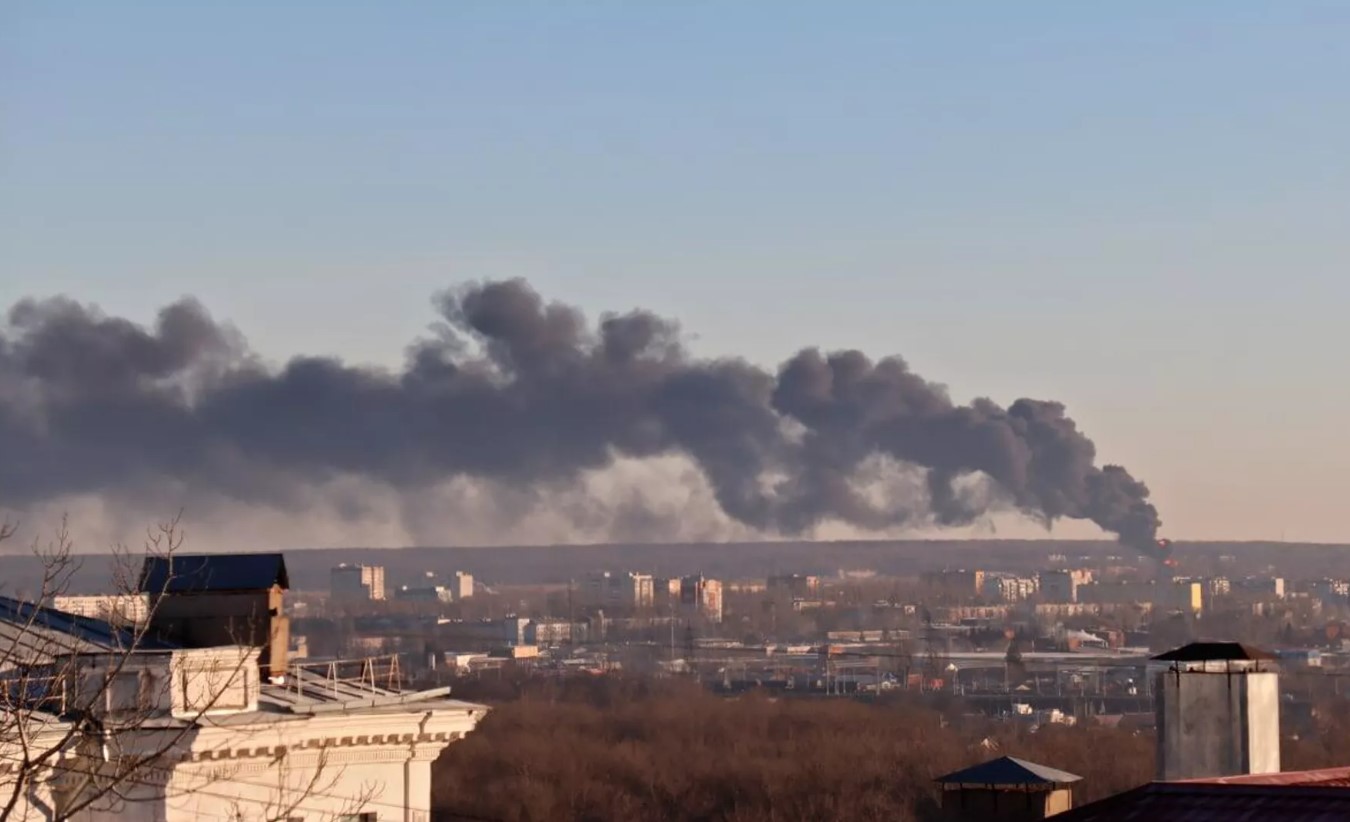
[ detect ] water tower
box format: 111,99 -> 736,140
1153,641 -> 1280,781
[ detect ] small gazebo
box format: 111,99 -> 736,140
934,755 -> 1083,820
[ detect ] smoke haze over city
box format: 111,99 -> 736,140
0,280 -> 1160,551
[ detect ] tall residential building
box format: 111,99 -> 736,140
982,574 -> 1037,603
581,571 -> 654,611
654,577 -> 683,609
330,563 -> 386,601
1038,569 -> 1093,604
453,570 -> 475,600
51,593 -> 150,626
1168,579 -> 1205,615
680,575 -> 724,623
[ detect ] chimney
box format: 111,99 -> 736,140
1153,641 -> 1280,780
139,553 -> 291,683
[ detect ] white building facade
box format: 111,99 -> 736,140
2,641 -> 485,822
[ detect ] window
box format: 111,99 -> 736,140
337,814 -> 376,822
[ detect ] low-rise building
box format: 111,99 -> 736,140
922,569 -> 986,600
1078,581 -> 1158,607
527,619 -> 588,646
767,574 -> 821,600
50,593 -> 150,626
1304,579 -> 1350,605
1205,576 -> 1232,598
395,583 -> 455,604
437,616 -> 531,647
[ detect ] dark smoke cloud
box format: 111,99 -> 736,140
0,280 -> 1163,552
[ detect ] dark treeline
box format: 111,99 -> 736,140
431,676 -> 1153,822
432,675 -> 1350,822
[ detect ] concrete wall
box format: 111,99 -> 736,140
51,703 -> 483,822
1155,667 -> 1280,780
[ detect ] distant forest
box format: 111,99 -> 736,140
429,675 -> 1350,822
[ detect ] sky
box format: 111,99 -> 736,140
3,2 -> 1350,544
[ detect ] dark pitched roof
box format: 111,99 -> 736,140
138,553 -> 289,594
1056,781 -> 1350,821
934,756 -> 1082,787
1152,642 -> 1275,662
1182,767 -> 1350,788
0,595 -> 178,655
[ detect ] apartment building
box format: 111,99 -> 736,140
680,575 -> 724,623
581,571 -> 654,611
330,563 -> 386,601
982,574 -> 1037,603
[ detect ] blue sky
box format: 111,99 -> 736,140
4,2 -> 1350,541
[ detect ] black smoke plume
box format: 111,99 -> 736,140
0,280 -> 1162,551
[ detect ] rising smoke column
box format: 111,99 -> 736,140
0,279 -> 1162,550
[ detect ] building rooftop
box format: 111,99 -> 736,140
934,756 -> 1083,788
139,553 -> 290,594
0,594 -> 177,663
1152,641 -> 1276,662
1057,780 -> 1350,821
1182,767 -> 1350,788
2,593 -> 486,726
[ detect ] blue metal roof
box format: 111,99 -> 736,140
0,595 -> 178,652
935,756 -> 1083,787
138,553 -> 290,594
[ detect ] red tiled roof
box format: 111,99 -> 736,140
1182,767 -> 1350,788
1058,780 -> 1350,821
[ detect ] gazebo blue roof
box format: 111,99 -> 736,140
935,756 -> 1083,788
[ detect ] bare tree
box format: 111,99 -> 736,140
0,518 -> 379,822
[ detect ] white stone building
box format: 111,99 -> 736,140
0,554 -> 486,822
